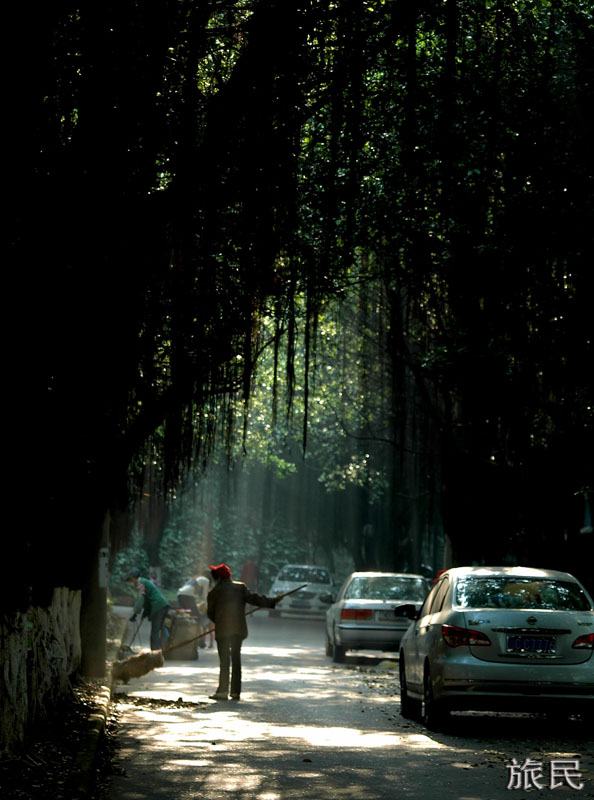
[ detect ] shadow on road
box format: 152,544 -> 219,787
437,711 -> 592,744
339,652 -> 398,667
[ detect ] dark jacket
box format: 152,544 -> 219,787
207,579 -> 276,640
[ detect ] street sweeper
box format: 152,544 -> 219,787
206,563 -> 278,701
127,568 -> 170,650
111,575 -> 308,684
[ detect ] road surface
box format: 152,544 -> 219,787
109,608 -> 593,799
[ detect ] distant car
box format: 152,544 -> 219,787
325,572 -> 430,662
269,564 -> 335,618
397,566 -> 594,729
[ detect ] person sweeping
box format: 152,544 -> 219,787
207,563 -> 278,701
127,568 -> 170,651
112,569 -> 305,685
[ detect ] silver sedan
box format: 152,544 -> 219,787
325,572 -> 430,662
397,566 -> 594,729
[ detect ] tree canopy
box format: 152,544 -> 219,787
9,0 -> 593,608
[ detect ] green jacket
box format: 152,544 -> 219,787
133,577 -> 169,620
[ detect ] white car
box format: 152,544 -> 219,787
269,564 -> 335,618
325,572 -> 430,662
397,566 -> 594,729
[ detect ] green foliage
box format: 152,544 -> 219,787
157,520 -> 202,591
15,0 -> 593,600
151,0 -> 593,577
110,529 -> 150,599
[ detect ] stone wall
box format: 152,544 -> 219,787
0,610 -> 28,753
0,587 -> 82,755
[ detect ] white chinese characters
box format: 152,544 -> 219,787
506,758 -> 583,791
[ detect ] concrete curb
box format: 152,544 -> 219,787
64,613 -> 128,799
64,686 -> 112,799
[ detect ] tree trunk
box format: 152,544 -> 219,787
0,587 -> 81,756
80,514 -> 109,678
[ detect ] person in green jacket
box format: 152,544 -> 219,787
127,568 -> 170,651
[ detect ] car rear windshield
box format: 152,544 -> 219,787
455,577 -> 592,611
344,576 -> 428,602
277,567 -> 331,584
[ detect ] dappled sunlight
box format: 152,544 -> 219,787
263,724 -> 440,749
117,702 -> 445,751
119,689 -> 209,703
150,665 -> 209,677
113,642 -> 384,707
208,771 -> 264,792
115,703 -> 450,800
242,645 -> 317,657
113,655 -> 218,702
111,616 -> 594,800
247,665 -> 338,683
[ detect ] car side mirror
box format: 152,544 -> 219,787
394,604 -> 418,620
319,593 -> 335,604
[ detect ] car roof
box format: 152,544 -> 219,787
441,566 -> 580,582
347,571 -> 428,580
277,564 -> 330,570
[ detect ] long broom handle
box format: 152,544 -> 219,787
127,617 -> 144,647
161,583 -> 309,655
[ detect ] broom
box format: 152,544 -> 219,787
115,615 -> 144,660
112,583 -> 309,682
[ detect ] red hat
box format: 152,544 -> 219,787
209,563 -> 232,580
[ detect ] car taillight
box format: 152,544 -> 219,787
441,624 -> 491,647
341,608 -> 373,620
572,633 -> 594,649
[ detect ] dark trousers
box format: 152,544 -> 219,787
150,606 -> 170,651
216,635 -> 243,695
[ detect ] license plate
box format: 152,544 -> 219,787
290,600 -> 311,608
506,636 -> 556,654
378,610 -> 397,620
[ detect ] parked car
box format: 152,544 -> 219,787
325,572 -> 430,662
269,564 -> 335,618
397,566 -> 594,729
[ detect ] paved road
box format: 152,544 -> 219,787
109,609 -> 593,800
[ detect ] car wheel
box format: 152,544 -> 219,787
332,643 -> 346,663
399,656 -> 421,720
325,633 -> 333,657
423,666 -> 448,731
331,628 -> 346,663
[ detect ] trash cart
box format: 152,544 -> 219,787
163,610 -> 201,660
